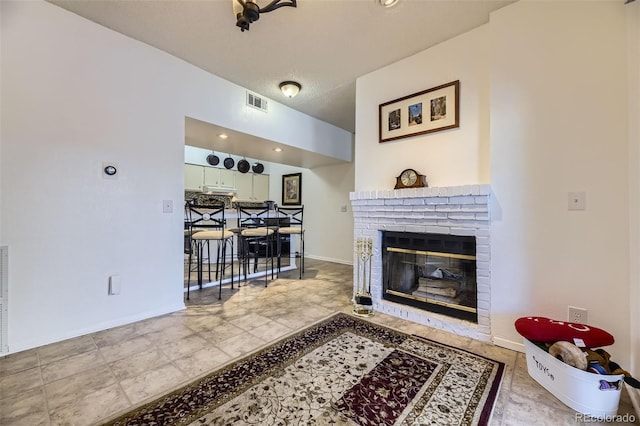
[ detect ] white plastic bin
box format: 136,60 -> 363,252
523,338 -> 624,417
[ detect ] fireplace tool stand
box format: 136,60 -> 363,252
353,237 -> 373,317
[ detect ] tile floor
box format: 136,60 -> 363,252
0,259 -> 638,425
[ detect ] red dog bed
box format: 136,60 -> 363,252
515,316 -> 614,348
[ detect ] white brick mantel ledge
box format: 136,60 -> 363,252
350,184 -> 490,201
350,184 -> 491,236
350,184 -> 492,342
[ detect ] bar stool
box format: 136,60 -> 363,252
236,202 -> 276,287
276,205 -> 305,279
185,201 -> 234,300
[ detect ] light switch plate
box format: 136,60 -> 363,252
163,200 -> 173,213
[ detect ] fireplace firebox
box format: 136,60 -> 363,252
382,231 -> 477,323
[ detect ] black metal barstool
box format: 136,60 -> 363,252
236,202 -> 277,287
185,201 -> 234,300
276,205 -> 305,279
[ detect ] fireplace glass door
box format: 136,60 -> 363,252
382,232 -> 477,322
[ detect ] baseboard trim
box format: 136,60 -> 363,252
493,336 -> 525,353
185,266 -> 297,293
306,254 -> 353,265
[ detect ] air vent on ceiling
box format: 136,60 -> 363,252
247,91 -> 268,112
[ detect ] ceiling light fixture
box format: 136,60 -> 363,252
233,0 -> 297,32
273,148 -> 283,152
379,0 -> 400,8
218,133 -> 229,140
279,81 -> 301,98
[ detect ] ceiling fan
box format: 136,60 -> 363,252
233,0 -> 297,32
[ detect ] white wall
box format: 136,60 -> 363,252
354,0 -> 636,369
489,1 -> 631,367
268,162 -> 355,265
627,0 -> 639,377
0,1 -> 352,354
304,162 -> 355,264
355,24 -> 490,190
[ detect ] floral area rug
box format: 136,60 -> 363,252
104,313 -> 504,426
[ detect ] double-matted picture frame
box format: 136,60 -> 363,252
379,80 -> 460,143
282,172 -> 302,206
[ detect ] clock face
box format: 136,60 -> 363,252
394,168 -> 426,189
401,169 -> 417,186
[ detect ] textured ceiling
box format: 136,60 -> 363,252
46,0 -> 513,166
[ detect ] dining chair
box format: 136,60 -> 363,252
185,201 -> 234,300
276,205 -> 305,279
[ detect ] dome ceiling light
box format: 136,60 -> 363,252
379,0 -> 400,8
233,0 -> 297,32
279,81 -> 301,98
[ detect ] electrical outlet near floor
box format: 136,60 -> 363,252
568,306 -> 588,324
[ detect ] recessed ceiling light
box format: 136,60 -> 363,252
218,133 -> 229,140
379,0 -> 399,7
273,148 -> 283,152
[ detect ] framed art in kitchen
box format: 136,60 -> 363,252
379,80 -> 459,143
282,173 -> 302,206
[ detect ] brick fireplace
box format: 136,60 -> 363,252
350,184 -> 491,342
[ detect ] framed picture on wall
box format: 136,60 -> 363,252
379,80 -> 460,143
282,173 -> 302,206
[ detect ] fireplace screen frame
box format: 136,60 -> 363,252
382,231 -> 478,323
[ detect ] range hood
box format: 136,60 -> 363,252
202,185 -> 237,195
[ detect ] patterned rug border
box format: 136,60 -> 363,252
101,312 -> 505,426
410,334 -> 506,425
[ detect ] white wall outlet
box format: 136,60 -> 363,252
568,306 -> 588,324
568,191 -> 586,210
108,275 -> 121,295
163,200 -> 173,213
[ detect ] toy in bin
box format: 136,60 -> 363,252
515,316 -> 639,417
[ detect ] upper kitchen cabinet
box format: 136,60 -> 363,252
253,174 -> 269,202
185,163 -> 204,191
204,167 -> 235,189
235,172 -> 253,200
235,172 -> 269,201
